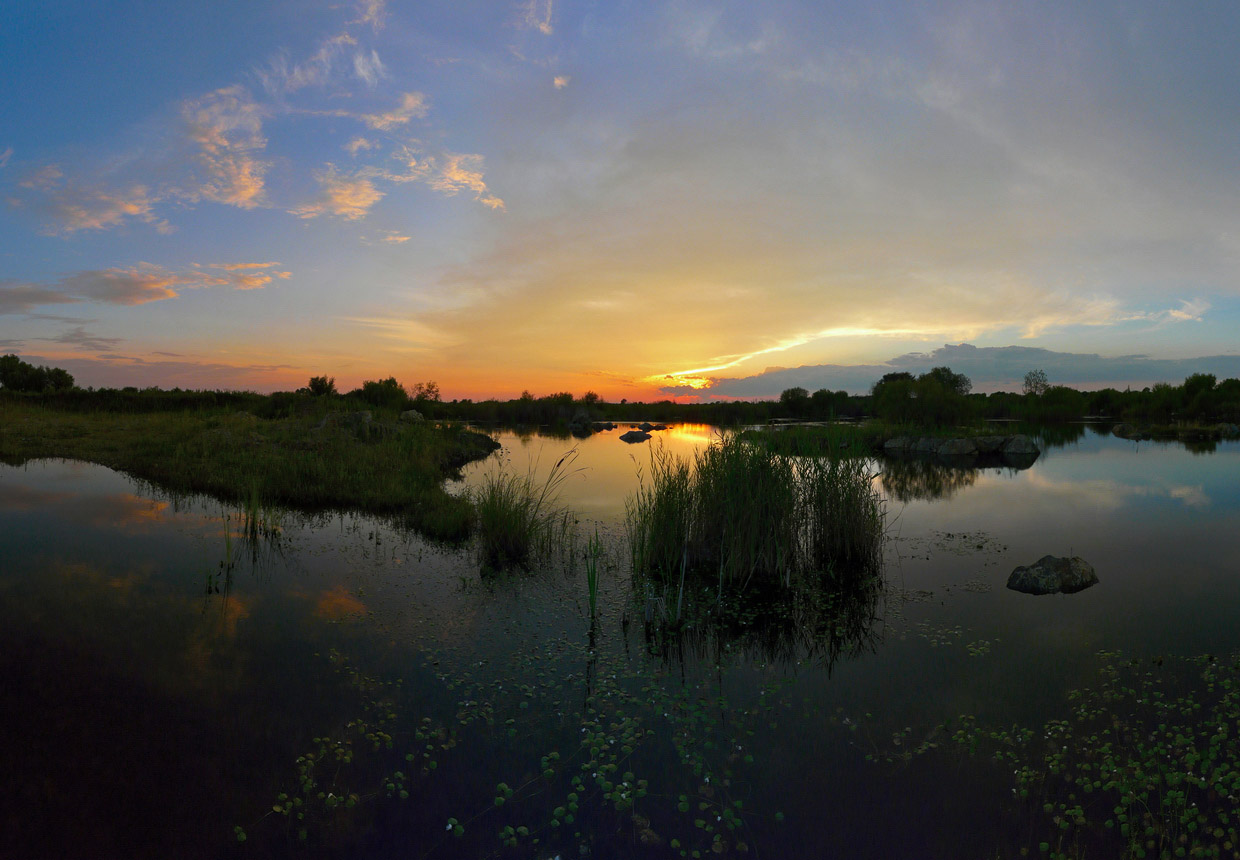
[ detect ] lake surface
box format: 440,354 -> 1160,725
3,424 -> 1239,859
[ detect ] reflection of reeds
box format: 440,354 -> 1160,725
473,450 -> 578,571
626,434 -> 885,588
634,570 -> 885,670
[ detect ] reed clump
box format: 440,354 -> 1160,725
472,450 -> 578,571
626,434 -> 884,588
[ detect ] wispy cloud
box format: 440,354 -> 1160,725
18,164 -> 62,188
51,185 -> 167,235
179,86 -> 268,209
518,0 -> 555,35
257,34 -> 357,95
359,91 -> 429,130
0,147 -> 11,169
345,137 -> 377,156
352,0 -> 387,31
553,75 -> 570,89
43,326 -> 124,352
201,261 -> 293,289
429,153 -> 504,209
382,231 -> 411,243
353,50 -> 386,86
291,166 -> 385,220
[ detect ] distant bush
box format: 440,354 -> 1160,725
354,377 -> 410,410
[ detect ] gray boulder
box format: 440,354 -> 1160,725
399,409 -> 424,423
1007,555 -> 1098,595
975,435 -> 1007,454
883,436 -> 913,453
1001,434 -> 1039,455
620,430 -> 652,443
914,436 -> 940,453
938,438 -> 978,457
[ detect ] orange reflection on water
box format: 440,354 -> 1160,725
315,585 -> 367,621
660,423 -> 722,447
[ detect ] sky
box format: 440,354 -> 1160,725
1,0 -> 1238,400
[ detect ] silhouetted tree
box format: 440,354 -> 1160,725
410,380 -> 441,402
1023,369 -> 1049,396
308,375 -> 337,396
0,354 -> 75,392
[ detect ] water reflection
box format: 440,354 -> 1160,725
631,572 -> 885,671
879,458 -> 981,502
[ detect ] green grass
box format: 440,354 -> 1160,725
0,400 -> 497,541
472,449 -> 579,571
626,434 -> 885,588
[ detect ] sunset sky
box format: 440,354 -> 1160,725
2,1 -> 1238,399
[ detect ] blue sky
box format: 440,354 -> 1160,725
1,1 -> 1237,398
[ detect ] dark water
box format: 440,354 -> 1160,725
3,426 -> 1239,859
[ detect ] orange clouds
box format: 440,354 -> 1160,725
1,262 -> 290,316
291,166 -> 385,220
180,86 -> 269,209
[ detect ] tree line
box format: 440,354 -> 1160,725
5,353 -> 1240,426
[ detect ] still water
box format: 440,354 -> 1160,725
2,425 -> 1239,859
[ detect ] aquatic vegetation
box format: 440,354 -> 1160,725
472,449 -> 579,571
584,528 -> 602,617
864,650 -> 1240,860
626,434 -> 885,587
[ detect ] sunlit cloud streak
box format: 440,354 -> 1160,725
665,344 -> 1240,398
0,263 -> 290,315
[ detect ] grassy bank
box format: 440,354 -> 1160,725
0,400 -> 498,541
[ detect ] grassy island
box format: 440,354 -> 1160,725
0,394 -> 499,541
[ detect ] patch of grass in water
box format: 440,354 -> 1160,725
626,433 -> 885,588
472,449 -> 579,572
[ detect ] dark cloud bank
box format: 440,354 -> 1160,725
662,344 -> 1240,399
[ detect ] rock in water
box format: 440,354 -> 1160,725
619,430 -> 652,443
1007,555 -> 1099,595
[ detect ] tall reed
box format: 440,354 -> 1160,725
626,434 -> 884,588
691,434 -> 799,586
473,449 -> 579,571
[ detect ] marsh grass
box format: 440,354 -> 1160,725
473,449 -> 579,572
0,400 -> 497,541
584,528 -> 602,616
626,434 -> 885,588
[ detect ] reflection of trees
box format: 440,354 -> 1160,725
631,569 -> 885,672
879,458 -> 979,503
1029,422 -> 1087,448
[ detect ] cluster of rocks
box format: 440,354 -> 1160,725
1007,555 -> 1099,595
619,423 -> 670,444
881,433 -> 1040,467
